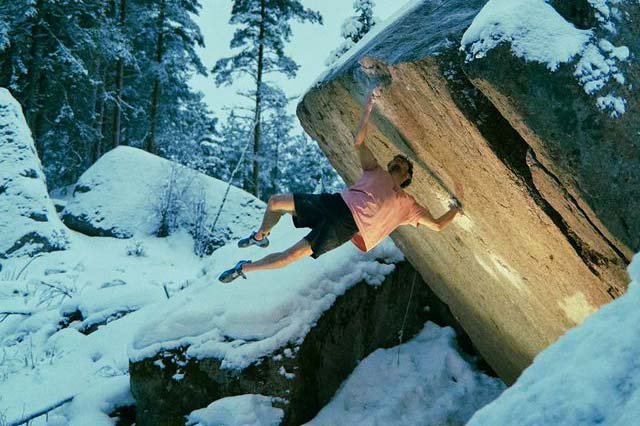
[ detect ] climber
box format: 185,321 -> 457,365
218,86 -> 462,283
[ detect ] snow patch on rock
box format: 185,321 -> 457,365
305,322 -> 505,425
461,0 -> 632,118
128,238 -> 405,369
461,0 -> 592,70
186,394 -> 283,426
63,376 -> 134,426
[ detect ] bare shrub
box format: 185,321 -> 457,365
126,240 -> 147,257
155,162 -> 195,237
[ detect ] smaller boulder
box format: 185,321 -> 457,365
62,146 -> 264,241
0,88 -> 69,258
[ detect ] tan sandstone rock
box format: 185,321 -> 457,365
297,0 -> 631,383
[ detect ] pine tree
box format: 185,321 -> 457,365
0,0 -> 121,183
0,14 -> 8,52
0,0 -> 215,188
162,90 -> 218,170
207,107 -> 342,198
112,0 -> 127,149
202,110 -> 252,191
280,134 -> 343,194
261,104 -> 294,198
138,0 -> 208,155
213,0 -> 322,199
326,0 -> 378,67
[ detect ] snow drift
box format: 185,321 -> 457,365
306,322 -> 504,426
186,394 -> 284,426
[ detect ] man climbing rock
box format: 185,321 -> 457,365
219,86 -> 462,283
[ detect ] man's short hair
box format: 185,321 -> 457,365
393,154 -> 413,188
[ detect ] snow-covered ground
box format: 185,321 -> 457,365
0,229 -> 205,425
0,145 -> 503,424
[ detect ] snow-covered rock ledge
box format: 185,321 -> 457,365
0,88 -> 69,258
127,239 -> 486,426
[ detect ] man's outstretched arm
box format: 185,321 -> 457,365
418,204 -> 461,231
354,89 -> 380,171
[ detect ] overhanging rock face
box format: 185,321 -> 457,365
297,0 -> 633,383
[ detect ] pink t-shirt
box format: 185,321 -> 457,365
340,165 -> 426,252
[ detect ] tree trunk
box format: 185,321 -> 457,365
92,58 -> 106,165
112,0 -> 127,149
25,0 -> 45,158
89,58 -> 100,168
31,78 -> 46,164
251,0 -> 266,198
271,139 -> 279,197
100,94 -> 110,156
0,43 -> 14,89
144,0 -> 166,155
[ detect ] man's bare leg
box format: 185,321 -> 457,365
242,239 -> 313,273
254,194 -> 296,240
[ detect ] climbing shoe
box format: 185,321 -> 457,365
238,231 -> 269,248
218,260 -> 252,283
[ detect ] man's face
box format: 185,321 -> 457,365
387,156 -> 409,177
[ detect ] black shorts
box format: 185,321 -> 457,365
292,193 -> 358,259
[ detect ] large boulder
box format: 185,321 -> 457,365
63,146 -> 264,242
296,0 -> 633,383
0,88 -> 69,258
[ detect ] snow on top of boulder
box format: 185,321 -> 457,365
63,146 -> 263,239
466,251 -> 640,426
461,0 -> 592,70
0,87 -> 69,258
305,0 -> 495,96
186,394 -> 283,426
128,232 -> 405,369
588,0 -> 626,33
461,0 -> 632,118
306,0 -> 428,91
305,322 -> 505,425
